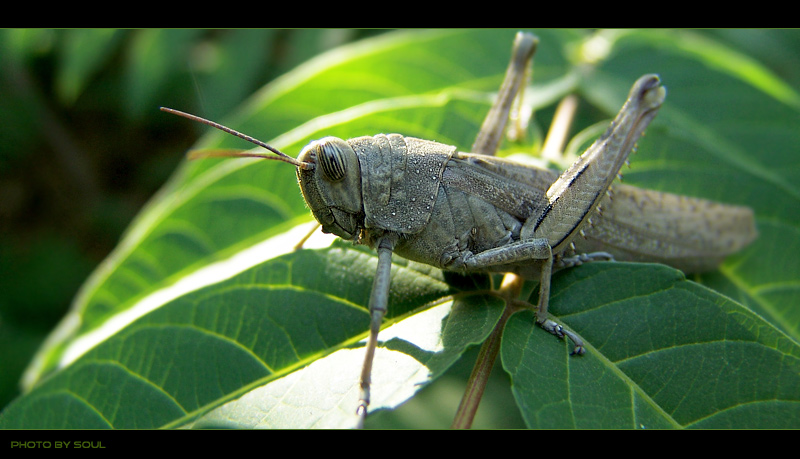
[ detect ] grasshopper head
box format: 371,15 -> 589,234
159,108 -> 365,241
297,137 -> 364,240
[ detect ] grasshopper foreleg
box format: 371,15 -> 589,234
356,233 -> 398,428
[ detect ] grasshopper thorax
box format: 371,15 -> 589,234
297,137 -> 365,240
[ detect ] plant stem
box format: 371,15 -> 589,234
451,275 -> 523,429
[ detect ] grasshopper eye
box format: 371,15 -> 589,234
317,141 -> 348,182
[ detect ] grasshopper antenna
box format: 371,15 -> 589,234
160,107 -> 314,170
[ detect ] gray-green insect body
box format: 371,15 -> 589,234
298,134 -> 549,277
296,134 -> 452,240
293,74 -> 720,285
161,32 -> 757,428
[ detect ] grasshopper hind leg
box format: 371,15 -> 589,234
537,317 -> 587,355
537,252 -> 613,354
532,254 -> 587,356
471,31 -> 538,157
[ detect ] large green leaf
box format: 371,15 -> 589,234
505,262 -> 800,429
2,29 -> 798,429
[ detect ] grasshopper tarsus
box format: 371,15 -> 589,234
571,347 -> 587,357
537,317 -> 586,355
355,395 -> 369,429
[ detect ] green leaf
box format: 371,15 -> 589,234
124,29 -> 206,119
55,29 -> 122,106
3,29 -> 798,429
504,262 -> 800,429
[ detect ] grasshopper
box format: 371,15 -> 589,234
161,31 -> 757,427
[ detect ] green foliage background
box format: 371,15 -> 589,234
1,29 -> 799,429
0,28 -> 384,412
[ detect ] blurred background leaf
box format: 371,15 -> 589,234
0,28 -> 385,410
